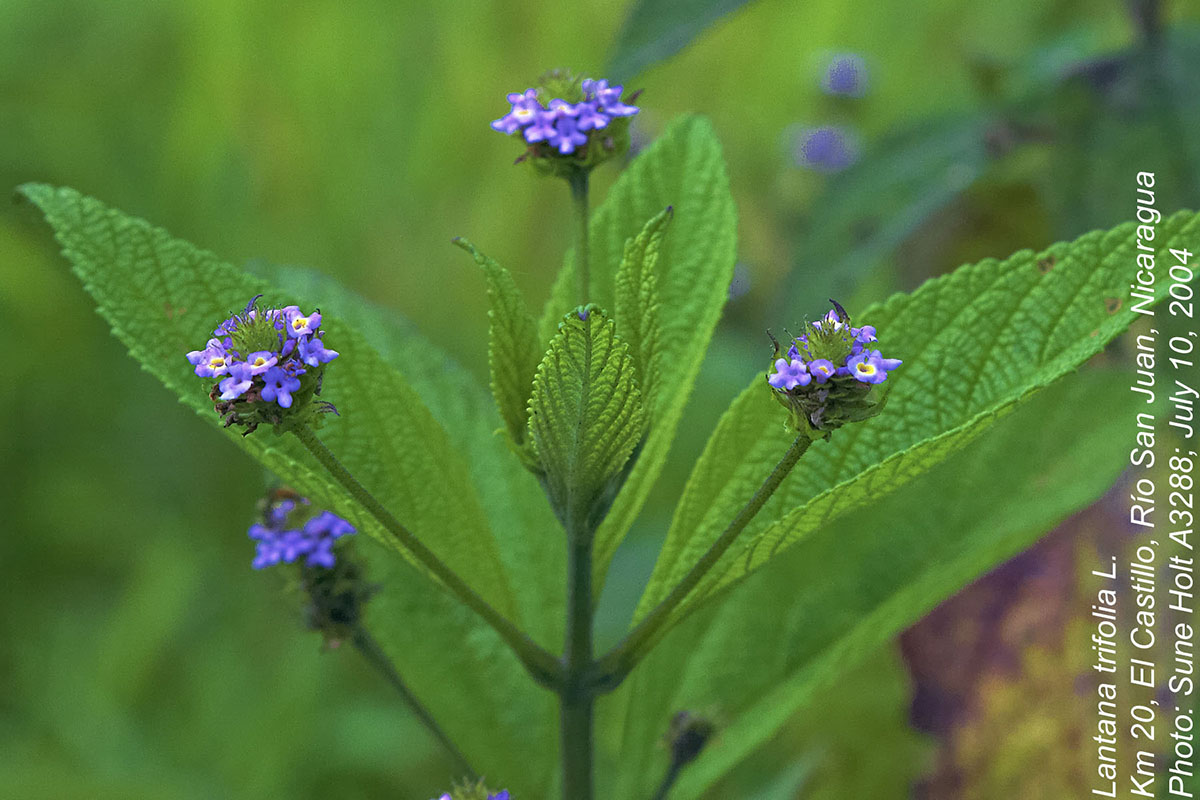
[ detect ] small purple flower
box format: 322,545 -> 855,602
575,102 -> 609,131
868,348 -> 903,371
813,308 -> 847,333
492,89 -> 542,134
795,126 -> 857,173
285,309 -> 322,339
278,529 -> 311,563
244,350 -> 278,376
821,53 -> 868,97
853,325 -> 877,344
306,538 -> 336,569
260,366 -> 301,408
846,349 -> 902,384
267,498 -> 297,527
549,115 -> 588,155
808,359 -> 837,384
548,98 -> 580,117
523,109 -> 558,144
188,339 -> 232,378
304,510 -> 356,539
298,337 -> 339,367
585,79 -> 638,117
768,358 -> 811,391
251,536 -> 283,570
489,793 -> 511,800
218,362 -> 255,400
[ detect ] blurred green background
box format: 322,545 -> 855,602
3,0 -> 1198,797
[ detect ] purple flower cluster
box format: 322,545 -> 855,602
491,78 -> 638,156
821,53 -> 868,97
248,495 -> 355,570
794,125 -> 858,173
769,307 -> 900,390
433,792 -> 509,800
792,52 -> 868,173
186,296 -> 338,410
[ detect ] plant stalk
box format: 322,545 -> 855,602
292,425 -> 562,689
568,169 -> 591,304
352,627 -> 476,780
592,434 -> 812,691
650,761 -> 683,800
561,523 -> 595,799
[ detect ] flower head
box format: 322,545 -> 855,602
187,296 -> 339,434
821,53 -> 869,97
794,125 -> 858,173
767,301 -> 902,436
248,493 -> 355,570
491,70 -> 639,173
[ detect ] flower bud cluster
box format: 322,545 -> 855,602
767,301 -> 901,435
186,295 -> 338,433
248,491 -> 356,570
491,71 -> 638,171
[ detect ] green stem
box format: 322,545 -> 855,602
352,627 -> 476,780
591,434 -> 812,691
561,523 -> 595,800
292,426 -> 562,689
568,169 -> 590,304
650,762 -> 682,800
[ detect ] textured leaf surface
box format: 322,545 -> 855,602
541,115 -> 737,586
243,263 -> 562,793
614,207 -> 672,413
20,183 -> 517,620
528,308 -> 646,527
636,211 -> 1199,629
606,0 -> 756,81
247,261 -> 565,650
454,238 -> 542,450
604,370 -> 1136,797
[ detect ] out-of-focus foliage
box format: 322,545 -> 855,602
4,0 -> 1198,797
606,0 -> 756,81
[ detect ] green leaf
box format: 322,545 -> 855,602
604,369 -> 1136,797
528,307 -> 646,529
244,263 -> 562,793
635,211 -> 1199,631
20,183 -> 518,621
541,115 -> 737,587
606,0 -> 757,81
247,261 -> 565,651
453,238 -> 543,452
614,207 -> 672,413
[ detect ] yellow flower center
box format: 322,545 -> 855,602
856,363 -> 876,375
209,356 -> 226,368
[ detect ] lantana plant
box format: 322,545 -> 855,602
21,64 -> 1198,799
